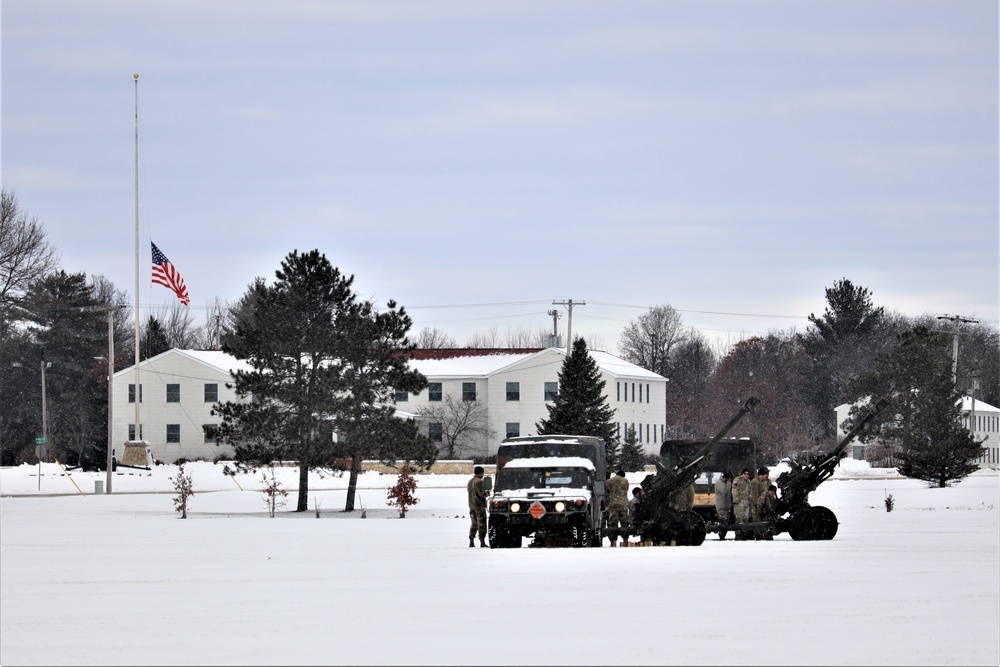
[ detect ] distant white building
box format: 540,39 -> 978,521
112,350 -> 252,463
835,396 -> 1000,468
113,347 -> 667,464
401,347 -> 668,458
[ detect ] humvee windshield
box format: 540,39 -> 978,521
495,468 -> 592,492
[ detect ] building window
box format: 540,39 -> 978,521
428,382 -> 443,402
128,384 -> 142,403
544,382 -> 558,401
204,383 -> 218,403
616,382 -> 620,401
639,384 -> 642,403
646,384 -> 650,403
166,424 -> 180,443
128,424 -> 143,440
166,384 -> 180,403
646,423 -> 650,442
632,383 -> 635,402
394,389 -> 409,402
506,422 -> 520,439
506,382 -> 520,401
462,382 -> 477,401
428,422 -> 443,443
203,424 -> 218,444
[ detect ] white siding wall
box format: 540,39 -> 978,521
484,353 -> 565,446
115,348 -> 668,464
609,375 -> 667,455
403,350 -> 667,458
113,352 -> 239,463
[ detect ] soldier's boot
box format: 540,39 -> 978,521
609,538 -> 617,547
479,537 -> 487,548
469,537 -> 475,548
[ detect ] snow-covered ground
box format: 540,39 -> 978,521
1,460 -> 998,666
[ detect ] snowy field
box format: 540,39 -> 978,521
1,461 -> 998,666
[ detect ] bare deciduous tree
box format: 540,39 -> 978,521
617,304 -> 688,377
88,274 -> 133,370
417,394 -> 495,459
466,325 -> 501,348
0,189 -> 60,326
153,303 -> 200,349
413,326 -> 457,349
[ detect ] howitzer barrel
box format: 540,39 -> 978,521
777,396 -> 889,512
827,396 -> 890,461
644,397 -> 759,510
659,397 -> 760,482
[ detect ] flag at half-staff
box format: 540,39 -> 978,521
151,241 -> 190,306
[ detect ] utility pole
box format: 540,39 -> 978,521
106,308 -> 115,493
81,305 -> 122,492
552,299 -> 585,355
40,360 -> 49,457
936,314 -> 978,385
546,309 -> 562,348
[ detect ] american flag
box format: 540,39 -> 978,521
151,241 -> 190,306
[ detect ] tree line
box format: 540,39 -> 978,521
3,188 -> 996,490
615,280 -> 998,484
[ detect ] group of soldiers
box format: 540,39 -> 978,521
469,464 -> 781,548
715,466 -> 778,540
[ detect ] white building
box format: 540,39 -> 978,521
112,349 -> 252,463
835,396 -> 1000,468
400,347 -> 667,458
113,347 -> 667,464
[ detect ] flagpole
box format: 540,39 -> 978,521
120,72 -> 152,468
133,73 -> 141,438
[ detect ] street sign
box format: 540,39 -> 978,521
35,444 -> 47,459
35,437 -> 46,444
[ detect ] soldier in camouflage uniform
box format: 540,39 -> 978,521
731,468 -> 753,540
467,466 -> 487,547
669,482 -> 695,512
749,467 -> 773,540
759,484 -> 779,540
605,469 -> 630,547
714,471 -> 734,540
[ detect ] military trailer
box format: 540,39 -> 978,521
487,435 -> 606,548
660,436 -> 763,523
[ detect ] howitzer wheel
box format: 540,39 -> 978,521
652,509 -> 707,546
788,505 -> 839,541
680,510 -> 707,546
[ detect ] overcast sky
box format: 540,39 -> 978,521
3,1 -> 997,351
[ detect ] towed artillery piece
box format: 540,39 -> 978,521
708,396 -> 890,541
605,397 -> 760,547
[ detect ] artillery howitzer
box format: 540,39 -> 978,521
609,397 -> 759,546
709,396 -> 890,541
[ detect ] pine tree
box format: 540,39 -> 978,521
332,298 -> 435,512
618,425 -> 646,472
216,250 -> 359,512
843,326 -> 983,487
141,316 -> 170,361
801,278 -> 889,439
536,338 -> 617,447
